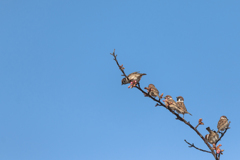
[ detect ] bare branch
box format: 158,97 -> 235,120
184,139 -> 212,153
110,49 -> 128,79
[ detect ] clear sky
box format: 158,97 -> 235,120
0,1 -> 239,160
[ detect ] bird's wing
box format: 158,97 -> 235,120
176,102 -> 186,110
168,99 -> 177,105
181,102 -> 187,111
127,72 -> 140,79
217,119 -> 223,129
128,72 -> 139,76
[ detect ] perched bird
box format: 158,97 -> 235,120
217,116 -> 229,133
163,95 -> 179,111
176,96 -> 192,119
121,72 -> 146,88
148,84 -> 162,99
205,127 -> 219,144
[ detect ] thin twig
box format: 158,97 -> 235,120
110,51 -> 218,159
110,49 -> 128,79
184,139 -> 212,153
195,124 -> 200,129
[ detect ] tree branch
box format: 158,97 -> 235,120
110,49 -> 128,78
110,50 -> 228,160
184,139 -> 212,153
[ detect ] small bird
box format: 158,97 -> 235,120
148,84 -> 162,99
163,95 -> 179,111
176,96 -> 192,119
205,127 -> 219,144
121,72 -> 146,88
217,116 -> 229,133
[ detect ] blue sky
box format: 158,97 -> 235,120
0,1 -> 239,160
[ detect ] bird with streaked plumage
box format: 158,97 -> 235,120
147,84 -> 162,100
121,72 -> 146,88
163,95 -> 179,111
205,127 -> 219,145
176,96 -> 192,119
217,116 -> 229,133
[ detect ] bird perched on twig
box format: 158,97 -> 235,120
176,96 -> 192,119
163,95 -> 179,111
146,84 -> 162,99
121,72 -> 146,88
217,116 -> 229,133
205,127 -> 219,145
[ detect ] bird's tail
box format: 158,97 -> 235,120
187,111 -> 192,116
206,127 -> 211,133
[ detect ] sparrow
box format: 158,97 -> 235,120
205,127 -> 219,144
147,84 -> 162,99
176,96 -> 192,119
121,72 -> 146,88
217,116 -> 229,133
163,95 -> 179,111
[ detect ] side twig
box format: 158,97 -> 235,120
195,124 -> 200,129
184,139 -> 212,153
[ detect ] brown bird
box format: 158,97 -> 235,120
217,116 -> 229,133
163,95 -> 179,111
121,72 -> 146,88
148,84 -> 162,99
176,96 -> 192,119
205,127 -> 219,144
